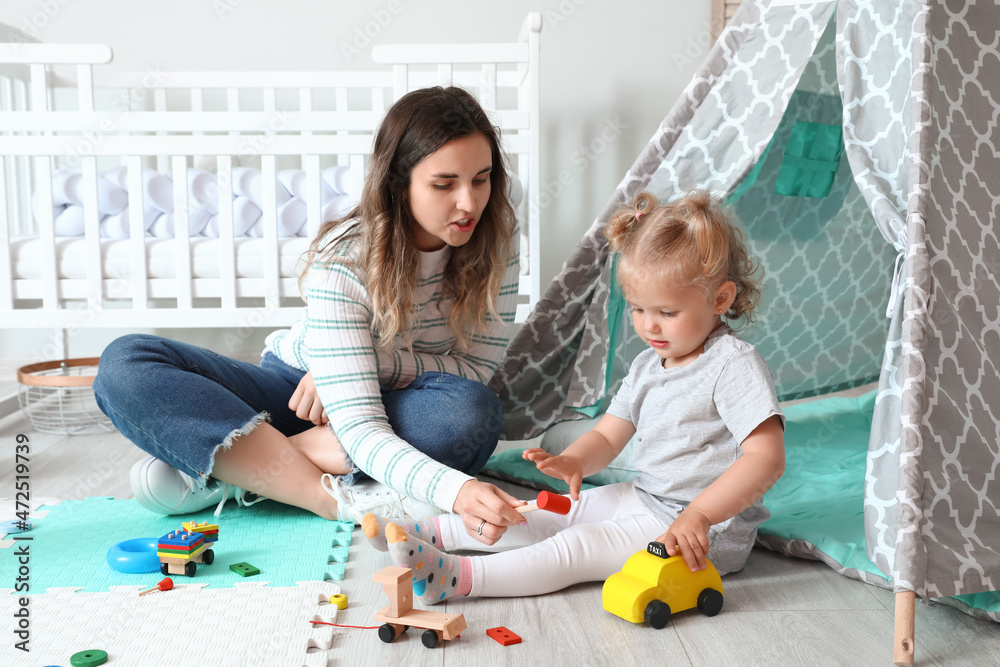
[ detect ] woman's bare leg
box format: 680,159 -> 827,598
211,422 -> 349,520
286,424 -> 350,474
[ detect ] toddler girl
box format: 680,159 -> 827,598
363,189 -> 785,602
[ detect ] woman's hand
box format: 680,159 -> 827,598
655,507 -> 712,572
522,448 -> 583,500
452,479 -> 527,546
288,372 -> 328,425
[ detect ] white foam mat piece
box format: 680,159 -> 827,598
2,580 -> 344,666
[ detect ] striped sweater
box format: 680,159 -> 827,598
265,231 -> 519,512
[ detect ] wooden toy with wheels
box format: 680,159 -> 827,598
373,566 -> 466,648
602,540 -> 724,629
156,522 -> 220,578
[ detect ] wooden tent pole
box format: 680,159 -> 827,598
894,590 -> 916,665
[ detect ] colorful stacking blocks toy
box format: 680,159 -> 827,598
157,522 -> 220,577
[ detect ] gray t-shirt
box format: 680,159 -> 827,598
606,325 -> 784,532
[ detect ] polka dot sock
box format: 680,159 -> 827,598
385,523 -> 472,604
361,513 -> 444,552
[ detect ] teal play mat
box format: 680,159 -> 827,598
1,497 -> 354,594
482,390 -> 1000,618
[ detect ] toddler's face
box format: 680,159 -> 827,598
625,278 -> 725,368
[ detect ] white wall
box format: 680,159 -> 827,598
1,0 -> 712,363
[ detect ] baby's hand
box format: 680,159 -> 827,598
522,449 -> 583,500
656,508 -> 712,572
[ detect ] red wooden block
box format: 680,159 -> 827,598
487,626 -> 522,646
536,491 -> 571,515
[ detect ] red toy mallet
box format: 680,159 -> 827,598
515,491 -> 571,515
138,577 -> 174,596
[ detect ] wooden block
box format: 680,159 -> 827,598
373,609 -> 467,641
157,543 -> 206,561
230,562 -> 260,577
487,626 -> 522,646
182,521 -> 218,534
515,491 -> 571,515
374,566 -> 413,617
373,566 -> 411,586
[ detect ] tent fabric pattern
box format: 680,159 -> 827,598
491,0 -> 834,437
492,0 -> 999,616
897,1 -> 999,600
841,0 -> 920,594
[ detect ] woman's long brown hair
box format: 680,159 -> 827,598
300,86 -> 516,350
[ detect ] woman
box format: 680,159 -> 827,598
94,87 -> 527,541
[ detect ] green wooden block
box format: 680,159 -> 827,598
230,562 -> 260,577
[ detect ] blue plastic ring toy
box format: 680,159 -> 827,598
107,537 -> 160,574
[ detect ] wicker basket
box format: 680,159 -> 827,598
17,358 -> 115,435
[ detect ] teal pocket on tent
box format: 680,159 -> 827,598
774,121 -> 843,198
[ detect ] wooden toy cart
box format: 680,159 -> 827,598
373,566 -> 466,649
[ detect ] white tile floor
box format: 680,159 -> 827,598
2,406 -> 999,666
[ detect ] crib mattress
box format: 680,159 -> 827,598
10,235 -> 310,281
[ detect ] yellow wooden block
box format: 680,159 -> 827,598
158,543 -> 206,562
183,521 -> 219,534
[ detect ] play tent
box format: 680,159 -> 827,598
488,0 -> 999,661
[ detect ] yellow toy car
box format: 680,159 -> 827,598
602,541 -> 724,629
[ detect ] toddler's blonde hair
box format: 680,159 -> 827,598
605,189 -> 763,329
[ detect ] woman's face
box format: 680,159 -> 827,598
406,132 -> 493,251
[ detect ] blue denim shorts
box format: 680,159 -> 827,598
94,334 -> 503,487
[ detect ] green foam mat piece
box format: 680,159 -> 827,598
1,496 -> 355,594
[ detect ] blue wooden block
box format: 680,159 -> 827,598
158,530 -> 204,549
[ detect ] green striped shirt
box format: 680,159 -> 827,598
265,233 -> 519,511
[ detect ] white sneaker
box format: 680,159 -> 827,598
130,456 -> 259,517
321,475 -> 441,524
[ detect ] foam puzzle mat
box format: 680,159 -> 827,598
0,496 -> 355,593
2,580 -> 345,666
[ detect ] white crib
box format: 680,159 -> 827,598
0,14 -> 541,338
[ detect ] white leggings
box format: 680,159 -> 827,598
438,483 -> 666,598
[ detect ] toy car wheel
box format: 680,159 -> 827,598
697,588 -> 724,617
184,560 -> 197,577
421,629 -> 440,648
644,599 -> 671,629
378,624 -> 396,643
203,549 -> 215,565
160,562 -> 169,575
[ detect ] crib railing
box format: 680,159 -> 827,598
0,12 -> 541,331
